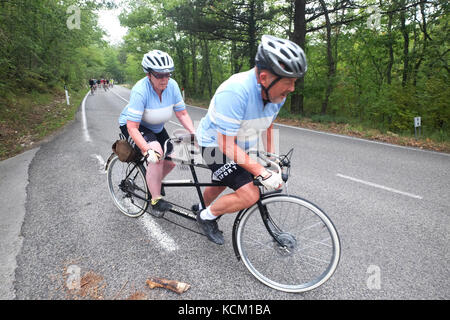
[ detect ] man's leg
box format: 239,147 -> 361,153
208,182 -> 260,217
197,182 -> 259,245
203,186 -> 227,207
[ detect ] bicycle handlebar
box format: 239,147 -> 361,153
249,149 -> 293,186
164,130 -> 293,187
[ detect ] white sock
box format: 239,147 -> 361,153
200,206 -> 217,220
197,202 -> 204,211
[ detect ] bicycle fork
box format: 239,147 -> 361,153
232,198 -> 291,260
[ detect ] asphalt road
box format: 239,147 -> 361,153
2,85 -> 449,300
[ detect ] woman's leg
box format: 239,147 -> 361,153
162,158 -> 176,179
146,141 -> 165,199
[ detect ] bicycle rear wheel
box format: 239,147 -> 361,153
235,195 -> 340,293
106,155 -> 149,217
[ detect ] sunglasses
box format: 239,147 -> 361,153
151,71 -> 172,79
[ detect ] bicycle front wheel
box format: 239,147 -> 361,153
106,155 -> 149,217
235,195 -> 340,293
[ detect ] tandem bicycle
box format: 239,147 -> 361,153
105,130 -> 340,293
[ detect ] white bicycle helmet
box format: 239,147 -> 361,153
255,35 -> 307,104
255,35 -> 307,78
142,50 -> 175,73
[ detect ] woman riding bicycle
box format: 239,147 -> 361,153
193,35 -> 307,245
118,50 -> 195,214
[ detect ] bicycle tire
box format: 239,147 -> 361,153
235,194 -> 340,293
106,155 -> 149,217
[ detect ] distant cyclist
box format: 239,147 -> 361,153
102,78 -> 108,91
89,78 -> 95,95
193,35 -> 307,245
118,50 -> 195,214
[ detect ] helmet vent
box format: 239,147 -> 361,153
279,60 -> 292,72
289,48 -> 298,58
279,48 -> 291,60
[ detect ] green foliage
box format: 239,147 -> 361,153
124,54 -> 143,84
0,0 -> 447,142
0,0 -> 109,96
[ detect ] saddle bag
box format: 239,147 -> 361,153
112,134 -> 139,162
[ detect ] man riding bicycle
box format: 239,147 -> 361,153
118,50 -> 195,214
194,35 -> 307,245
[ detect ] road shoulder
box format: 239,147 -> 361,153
0,147 -> 39,299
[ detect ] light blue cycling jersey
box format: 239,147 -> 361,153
118,76 -> 185,133
196,67 -> 284,150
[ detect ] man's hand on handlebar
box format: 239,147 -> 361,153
256,169 -> 283,191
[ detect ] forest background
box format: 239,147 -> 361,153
0,0 -> 448,159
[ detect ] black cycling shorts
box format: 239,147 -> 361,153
120,125 -> 173,158
201,147 -> 253,191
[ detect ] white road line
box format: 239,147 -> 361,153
109,88 -> 129,103
169,121 -> 183,127
140,215 -> 178,252
336,173 -> 423,200
186,104 -> 449,157
109,88 -> 179,251
81,91 -> 92,142
274,122 -> 450,157
91,154 -> 106,174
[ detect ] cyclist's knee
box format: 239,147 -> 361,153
147,141 -> 163,155
236,184 -> 259,207
164,159 -> 176,169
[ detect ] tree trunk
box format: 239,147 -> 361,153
319,0 -> 336,115
175,41 -> 188,92
399,1 -> 409,87
290,0 -> 306,115
190,35 -> 198,96
200,39 -> 212,97
231,41 -> 237,74
386,10 -> 394,85
413,2 -> 428,86
247,0 -> 257,68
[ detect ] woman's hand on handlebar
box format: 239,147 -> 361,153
145,149 -> 162,164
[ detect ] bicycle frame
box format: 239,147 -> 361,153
107,135 -> 291,254
157,161 -> 225,221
